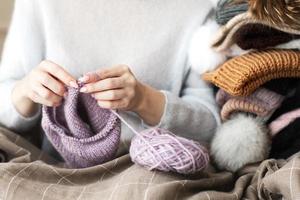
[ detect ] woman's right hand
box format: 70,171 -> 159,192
12,60 -> 78,117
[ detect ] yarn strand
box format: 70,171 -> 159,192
111,110 -> 209,174
111,110 -> 174,170
110,110 -> 140,135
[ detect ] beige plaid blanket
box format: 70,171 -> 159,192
0,127 -> 299,200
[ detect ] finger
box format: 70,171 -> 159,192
29,91 -> 61,107
97,99 -> 129,110
78,72 -> 100,84
80,77 -> 125,93
33,83 -> 63,105
40,60 -> 78,88
37,72 -> 66,96
81,65 -> 130,84
92,89 -> 126,101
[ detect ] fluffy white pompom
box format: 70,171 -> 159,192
188,20 -> 227,74
211,114 -> 270,172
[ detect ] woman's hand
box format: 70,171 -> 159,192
12,60 -> 78,117
79,65 -> 144,111
79,65 -> 165,125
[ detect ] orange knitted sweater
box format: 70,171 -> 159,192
202,49 -> 300,96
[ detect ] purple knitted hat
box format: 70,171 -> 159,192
42,87 -> 121,168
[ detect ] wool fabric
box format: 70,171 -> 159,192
269,117 -> 300,159
248,0 -> 300,31
42,84 -> 210,174
42,87 -> 121,168
129,127 -> 210,174
233,23 -> 300,50
267,80 -> 300,123
212,13 -> 300,52
215,0 -> 248,25
0,149 -> 7,163
0,0 -> 219,150
216,88 -> 284,121
263,78 -> 298,96
107,110 -> 210,174
269,108 -> 300,138
267,80 -> 300,137
202,49 -> 300,96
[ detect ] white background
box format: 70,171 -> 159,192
0,0 -> 14,57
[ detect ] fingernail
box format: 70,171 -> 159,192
80,87 -> 87,93
78,75 -> 89,83
70,81 -> 78,88
64,92 -> 68,98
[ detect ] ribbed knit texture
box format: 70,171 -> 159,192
234,23 -> 300,50
203,49 -> 300,96
42,87 -> 121,168
215,0 -> 248,25
216,88 -> 284,120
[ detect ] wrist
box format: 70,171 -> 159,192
132,82 -> 147,113
15,78 -> 27,99
12,79 -> 39,118
133,82 -> 165,126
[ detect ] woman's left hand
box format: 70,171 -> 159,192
79,65 -> 165,125
79,65 -> 144,111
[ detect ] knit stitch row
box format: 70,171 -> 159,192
203,49 -> 300,96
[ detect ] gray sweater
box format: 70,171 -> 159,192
0,0 -> 219,155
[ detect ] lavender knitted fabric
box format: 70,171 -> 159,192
42,87 -> 121,168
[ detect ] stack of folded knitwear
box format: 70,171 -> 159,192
201,0 -> 300,163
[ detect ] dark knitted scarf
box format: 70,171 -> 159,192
233,23 -> 300,50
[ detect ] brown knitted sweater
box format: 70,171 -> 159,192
202,49 -> 300,96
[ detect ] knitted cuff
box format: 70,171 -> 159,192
221,99 -> 265,120
218,88 -> 284,121
203,49 -> 300,96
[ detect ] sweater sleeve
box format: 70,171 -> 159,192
141,1 -> 219,143
157,69 -> 220,143
0,0 -> 44,132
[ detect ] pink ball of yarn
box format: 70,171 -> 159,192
129,128 -> 210,174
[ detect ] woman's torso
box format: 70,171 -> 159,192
38,0 -> 208,91
33,0 -> 212,155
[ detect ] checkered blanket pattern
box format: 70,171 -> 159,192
0,127 -> 299,200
